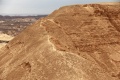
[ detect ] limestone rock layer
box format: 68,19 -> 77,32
0,3 -> 120,80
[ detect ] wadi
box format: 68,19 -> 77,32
0,2 -> 120,80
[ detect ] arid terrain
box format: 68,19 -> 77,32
0,15 -> 47,36
0,33 -> 13,48
0,2 -> 120,80
0,15 -> 47,48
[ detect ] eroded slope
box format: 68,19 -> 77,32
0,3 -> 120,80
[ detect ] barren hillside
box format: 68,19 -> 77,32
0,3 -> 120,80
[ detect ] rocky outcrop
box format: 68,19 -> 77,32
0,2 -> 120,80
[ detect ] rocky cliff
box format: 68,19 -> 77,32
0,3 -> 120,80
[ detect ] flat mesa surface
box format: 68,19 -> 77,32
0,2 -> 120,80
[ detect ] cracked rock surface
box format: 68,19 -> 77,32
0,2 -> 120,80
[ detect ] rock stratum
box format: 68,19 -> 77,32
0,3 -> 120,80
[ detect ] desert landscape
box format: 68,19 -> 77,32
0,15 -> 47,48
0,2 -> 120,80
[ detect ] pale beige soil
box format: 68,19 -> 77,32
0,34 -> 13,41
0,2 -> 120,80
0,43 -> 6,49
0,33 -> 13,48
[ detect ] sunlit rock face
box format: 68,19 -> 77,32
0,2 -> 120,80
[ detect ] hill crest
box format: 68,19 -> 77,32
0,3 -> 120,80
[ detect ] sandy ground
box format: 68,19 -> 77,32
0,34 -> 13,41
0,3 -> 120,80
0,33 -> 14,48
0,43 -> 6,48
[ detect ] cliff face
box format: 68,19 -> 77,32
0,3 -> 120,80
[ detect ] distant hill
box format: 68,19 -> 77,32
0,3 -> 120,80
0,15 -> 47,19
0,15 -> 47,36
